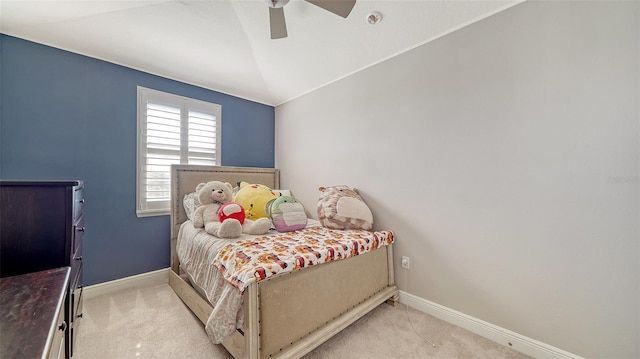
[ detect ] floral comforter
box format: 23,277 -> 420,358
176,220 -> 394,343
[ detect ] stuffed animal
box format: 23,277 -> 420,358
317,185 -> 373,230
217,202 -> 246,224
193,181 -> 271,238
233,182 -> 281,221
266,195 -> 307,232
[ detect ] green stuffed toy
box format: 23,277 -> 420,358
266,195 -> 308,232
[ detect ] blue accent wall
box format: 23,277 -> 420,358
0,35 -> 275,285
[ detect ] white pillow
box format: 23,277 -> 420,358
183,192 -> 197,220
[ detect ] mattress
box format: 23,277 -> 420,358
176,220 -> 394,343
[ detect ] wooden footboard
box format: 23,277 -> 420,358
168,245 -> 398,359
168,165 -> 399,359
257,245 -> 397,358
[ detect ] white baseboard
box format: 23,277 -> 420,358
399,291 -> 583,359
83,268 -> 169,300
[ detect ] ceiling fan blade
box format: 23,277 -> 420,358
305,0 -> 356,18
269,7 -> 288,39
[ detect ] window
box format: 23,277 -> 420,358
137,87 -> 221,217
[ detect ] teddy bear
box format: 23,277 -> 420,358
317,185 -> 373,230
192,181 -> 271,238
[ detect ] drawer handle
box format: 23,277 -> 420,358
77,227 -> 85,232
75,256 -> 83,261
77,313 -> 83,319
59,321 -> 67,332
79,199 -> 85,204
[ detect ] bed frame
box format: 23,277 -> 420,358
168,165 -> 399,359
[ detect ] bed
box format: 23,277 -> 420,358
168,165 -> 399,359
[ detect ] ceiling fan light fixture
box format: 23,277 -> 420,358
367,11 -> 382,25
265,0 -> 290,8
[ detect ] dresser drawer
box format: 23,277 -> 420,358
71,288 -> 83,355
73,186 -> 85,223
73,284 -> 83,325
70,266 -> 83,358
73,216 -> 84,257
47,305 -> 66,359
71,241 -> 82,283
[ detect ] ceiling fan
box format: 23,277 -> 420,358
265,0 -> 357,39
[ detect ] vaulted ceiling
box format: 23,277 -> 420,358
1,0 -> 522,106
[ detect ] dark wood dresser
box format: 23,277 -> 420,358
0,181 -> 84,358
0,267 -> 70,359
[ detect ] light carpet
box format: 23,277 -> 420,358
74,282 -> 530,359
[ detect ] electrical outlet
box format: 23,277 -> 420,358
401,256 -> 410,269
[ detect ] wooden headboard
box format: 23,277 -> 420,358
170,165 -> 280,239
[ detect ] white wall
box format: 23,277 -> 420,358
275,1 -> 639,358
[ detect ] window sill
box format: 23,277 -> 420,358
136,209 -> 170,218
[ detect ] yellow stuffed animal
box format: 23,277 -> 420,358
234,182 -> 280,220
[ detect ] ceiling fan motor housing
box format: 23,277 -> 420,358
266,0 -> 290,8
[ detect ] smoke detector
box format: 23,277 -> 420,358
367,11 -> 382,25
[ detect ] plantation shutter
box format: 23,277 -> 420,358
188,110 -> 217,166
137,87 -> 221,217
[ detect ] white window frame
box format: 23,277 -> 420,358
136,86 -> 222,217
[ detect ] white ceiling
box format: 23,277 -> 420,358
0,0 -> 522,106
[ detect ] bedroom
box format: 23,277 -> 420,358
0,1 -> 638,359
